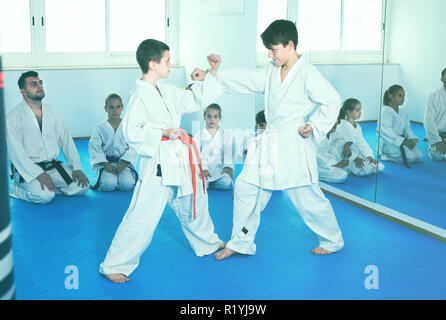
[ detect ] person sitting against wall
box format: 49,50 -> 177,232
424,67 -> 446,161
6,71 -> 89,204
377,85 -> 422,168
89,93 -> 139,192
193,103 -> 234,191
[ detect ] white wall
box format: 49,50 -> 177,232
7,0 -> 439,137
178,0 -> 258,134
385,0 -> 446,122
3,67 -> 187,137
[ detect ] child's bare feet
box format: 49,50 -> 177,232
214,247 -> 235,260
310,246 -> 332,255
101,273 -> 130,283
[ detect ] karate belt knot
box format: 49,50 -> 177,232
161,129 -> 206,220
37,160 -> 73,185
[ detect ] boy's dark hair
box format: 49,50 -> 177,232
105,93 -> 123,107
441,68 -> 446,78
255,110 -> 266,126
338,98 -> 361,121
383,84 -> 404,106
18,71 -> 39,89
136,39 -> 170,74
204,103 -> 222,118
261,20 -> 298,50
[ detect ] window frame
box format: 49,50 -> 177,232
256,0 -> 387,66
1,0 -> 179,70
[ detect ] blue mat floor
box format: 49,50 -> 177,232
8,139 -> 446,299
325,122 -> 446,229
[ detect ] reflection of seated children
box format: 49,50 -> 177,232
424,67 -> 446,161
330,98 -> 384,176
378,85 -> 422,167
316,121 -> 348,183
193,104 -> 234,190
89,93 -> 138,191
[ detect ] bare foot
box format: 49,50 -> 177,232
310,246 -> 332,255
220,242 -> 226,249
214,247 -> 235,261
100,272 -> 130,283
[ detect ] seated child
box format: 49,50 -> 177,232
330,98 -> 384,176
424,67 -> 446,161
316,121 -> 348,183
193,104 -> 234,190
378,85 -> 422,167
239,110 -> 267,162
89,93 -> 138,191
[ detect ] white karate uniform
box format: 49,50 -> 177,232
316,135 -> 348,183
329,120 -> 384,176
216,55 -> 344,254
193,127 -> 234,190
6,100 -> 88,204
89,120 -> 139,191
378,105 -> 423,163
424,87 -> 446,161
99,74 -> 224,277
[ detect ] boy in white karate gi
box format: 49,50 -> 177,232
378,85 -> 422,167
193,104 -> 234,190
329,98 -> 384,176
99,39 -> 224,283
317,122 -> 349,183
192,20 -> 344,260
7,71 -> 89,204
424,68 -> 446,161
89,93 -> 138,192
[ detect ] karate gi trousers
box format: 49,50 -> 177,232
10,162 -> 88,204
225,177 -> 344,255
99,171 -> 223,276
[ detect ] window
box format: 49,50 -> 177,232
0,0 -> 178,69
0,0 -> 32,53
257,0 -> 385,65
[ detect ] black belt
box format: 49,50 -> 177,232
10,161 -> 73,185
400,145 -> 411,169
10,163 -> 24,183
106,155 -> 120,163
36,160 -> 73,185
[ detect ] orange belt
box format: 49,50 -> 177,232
161,129 -> 206,220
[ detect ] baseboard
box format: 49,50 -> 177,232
319,182 -> 446,244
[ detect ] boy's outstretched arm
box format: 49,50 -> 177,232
190,53 -> 221,81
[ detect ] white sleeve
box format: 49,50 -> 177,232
6,114 -> 43,183
357,126 -> 374,158
380,110 -> 405,147
424,94 -> 441,145
217,67 -> 266,94
55,110 -> 82,171
122,93 -> 163,158
120,145 -> 139,168
88,125 -> 107,171
223,129 -> 234,171
305,67 -> 342,144
328,125 -> 351,158
403,111 -> 418,141
174,72 -> 223,115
